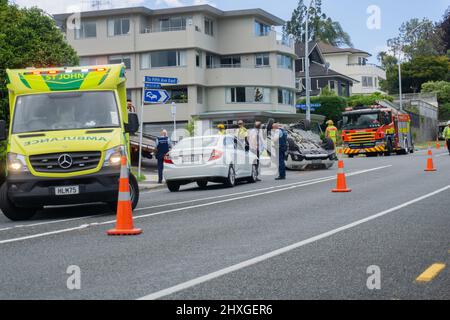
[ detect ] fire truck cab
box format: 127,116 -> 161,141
341,105 -> 414,157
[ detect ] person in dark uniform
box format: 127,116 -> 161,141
155,130 -> 171,184
273,123 -> 287,180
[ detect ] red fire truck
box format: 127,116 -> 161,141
341,105 -> 414,157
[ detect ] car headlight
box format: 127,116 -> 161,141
7,153 -> 29,172
103,146 -> 125,167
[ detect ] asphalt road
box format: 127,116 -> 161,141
0,149 -> 448,300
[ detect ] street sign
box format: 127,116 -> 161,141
144,83 -> 162,89
296,103 -> 321,111
143,89 -> 170,104
144,76 -> 178,84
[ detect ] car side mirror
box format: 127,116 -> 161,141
125,113 -> 139,134
0,120 -> 7,141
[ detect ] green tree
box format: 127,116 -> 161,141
381,55 -> 450,94
297,95 -> 347,125
284,0 -> 353,47
386,18 -> 446,60
347,93 -> 394,107
0,1 -> 79,121
438,6 -> 450,52
421,81 -> 450,120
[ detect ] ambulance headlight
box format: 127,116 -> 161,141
103,146 -> 125,167
7,153 -> 29,172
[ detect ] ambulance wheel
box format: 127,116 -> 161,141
107,174 -> 139,211
0,183 -> 37,221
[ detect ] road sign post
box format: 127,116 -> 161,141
138,76 -> 177,178
171,102 -> 177,142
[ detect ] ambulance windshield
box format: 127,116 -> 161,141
12,91 -> 120,134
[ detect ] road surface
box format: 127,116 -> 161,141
0,149 -> 448,300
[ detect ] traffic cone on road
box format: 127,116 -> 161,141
436,139 -> 441,150
424,146 -> 437,172
107,156 -> 142,236
332,160 -> 352,193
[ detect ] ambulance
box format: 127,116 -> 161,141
0,64 -> 140,221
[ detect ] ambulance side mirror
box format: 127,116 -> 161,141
0,120 -> 7,141
125,113 -> 139,135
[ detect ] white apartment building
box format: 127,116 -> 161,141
317,42 -> 386,95
54,5 -> 298,134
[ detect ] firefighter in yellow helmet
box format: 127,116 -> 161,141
217,124 -> 226,135
325,120 -> 338,147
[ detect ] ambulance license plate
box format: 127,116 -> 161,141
55,186 -> 80,196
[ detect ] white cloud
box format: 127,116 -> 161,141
155,0 -> 183,7
192,0 -> 216,7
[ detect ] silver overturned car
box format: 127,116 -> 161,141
284,123 -> 337,170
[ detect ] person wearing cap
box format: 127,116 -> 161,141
236,120 -> 249,147
325,120 -> 338,148
443,121 -> 450,155
217,124 -> 226,135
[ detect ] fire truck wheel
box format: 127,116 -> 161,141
348,154 -> 354,158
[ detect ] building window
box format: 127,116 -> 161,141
75,21 -> 96,39
108,55 -> 131,69
278,89 -> 294,105
196,50 -> 202,67
159,17 -> 186,32
220,56 -> 241,68
277,54 -> 293,70
227,87 -> 271,104
108,18 -> 130,36
358,57 -> 367,65
254,20 -> 270,36
79,57 -> 99,66
167,87 -> 188,103
197,86 -> 204,104
255,53 -> 270,67
362,76 -> 374,87
140,50 -> 186,69
204,18 -> 214,36
296,58 -> 304,72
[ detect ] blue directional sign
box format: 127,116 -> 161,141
143,89 -> 170,104
144,76 -> 178,84
296,103 -> 322,111
144,83 -> 162,89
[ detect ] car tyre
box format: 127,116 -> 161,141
247,165 -> 258,183
167,181 -> 181,192
0,183 -> 37,221
224,166 -> 236,187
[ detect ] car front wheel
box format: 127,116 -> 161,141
247,165 -> 258,183
224,166 -> 236,187
167,182 -> 181,192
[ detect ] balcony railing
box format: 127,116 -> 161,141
141,26 -> 187,34
347,63 -> 385,71
206,64 -> 271,69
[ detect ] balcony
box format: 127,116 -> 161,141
345,63 -> 386,79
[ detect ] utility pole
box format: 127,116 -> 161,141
304,0 -> 315,122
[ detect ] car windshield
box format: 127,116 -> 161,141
12,91 -> 120,134
173,137 -> 219,150
342,112 -> 381,130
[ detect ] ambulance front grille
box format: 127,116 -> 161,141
29,152 -> 102,173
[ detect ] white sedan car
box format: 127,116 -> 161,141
164,135 -> 259,192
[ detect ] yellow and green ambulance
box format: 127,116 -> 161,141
0,64 -> 140,221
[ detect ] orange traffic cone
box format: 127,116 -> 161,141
107,156 -> 142,236
424,146 -> 437,172
436,139 -> 441,150
332,160 -> 351,193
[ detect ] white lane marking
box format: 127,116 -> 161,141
138,185 -> 450,300
0,165 -> 391,245
436,153 -> 449,158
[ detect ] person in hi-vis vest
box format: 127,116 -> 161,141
325,120 -> 338,148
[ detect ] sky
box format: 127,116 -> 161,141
10,0 -> 450,63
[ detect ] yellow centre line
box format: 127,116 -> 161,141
416,263 -> 446,283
